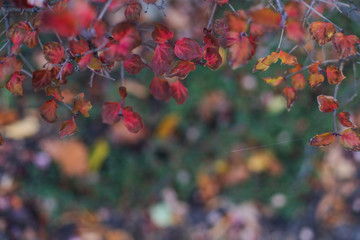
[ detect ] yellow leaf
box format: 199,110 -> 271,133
89,139 -> 110,171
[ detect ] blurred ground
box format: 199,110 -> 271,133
2,0 -> 360,239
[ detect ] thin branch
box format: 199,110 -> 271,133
54,31 -> 63,45
345,62 -> 358,104
0,41 -> 9,53
301,45 -> 315,62
285,59 -> 339,79
333,84 -> 339,133
89,72 -> 95,88
56,58 -> 70,80
227,3 -> 236,13
19,53 -> 35,72
20,69 -> 32,78
277,28 -> 285,51
2,9 -> 11,55
300,0 -> 343,32
207,3 -> 218,30
97,0 -> 112,20
120,61 -> 125,87
89,68 -> 116,81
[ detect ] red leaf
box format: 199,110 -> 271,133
40,10 -> 78,37
40,99 -> 58,123
152,22 -> 174,44
214,0 -> 229,5
123,106 -> 143,133
102,102 -> 121,125
317,95 -> 338,113
282,86 -> 297,111
167,60 -> 196,79
6,21 -> 31,46
105,22 -> 141,61
45,86 -> 64,101
309,132 -> 335,147
6,72 -> 25,96
72,93 -> 92,117
0,133 -> 3,146
72,0 -> 96,29
59,118 -> 78,138
326,65 -> 346,85
150,43 -> 174,76
286,20 -> 305,43
204,33 -> 220,49
24,31 -> 39,49
125,2 -> 142,22
340,128 -> 360,151
175,38 -> 202,61
32,69 -> 51,90
338,112 -> 355,128
204,47 -> 223,71
170,80 -> 189,105
124,54 -> 145,74
332,33 -> 360,59
309,21 -> 336,45
69,39 -> 90,55
214,18 -> 229,36
149,76 -> 172,101
43,42 -> 65,64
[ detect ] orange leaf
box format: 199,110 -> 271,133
255,52 -> 279,72
59,118 -> 78,138
308,61 -> 322,74
40,99 -> 58,123
225,10 -> 248,33
338,112 -> 355,128
282,86 -> 297,111
263,76 -> 284,86
289,64 -> 306,90
278,50 -> 298,65
43,42 -> 65,64
309,132 -> 335,147
72,93 -> 92,117
45,86 -> 64,101
332,32 -> 360,59
340,128 -> 360,151
309,21 -> 336,45
326,65 -> 345,85
249,8 -> 281,29
308,73 -> 324,88
317,95 -> 338,113
228,35 -> 255,69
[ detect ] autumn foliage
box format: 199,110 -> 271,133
1,0 -> 360,151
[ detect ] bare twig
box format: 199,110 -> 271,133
120,61 -> 125,87
89,72 -> 95,87
20,69 -> 32,78
89,68 -> 116,81
277,28 -> 285,51
300,0 -> 343,32
97,0 -> 112,20
56,58 -> 70,80
207,3 -> 218,30
333,84 -> 339,133
227,3 -> 236,13
345,62 -> 358,104
19,53 -> 35,72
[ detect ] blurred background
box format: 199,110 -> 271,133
1,0 -> 360,239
